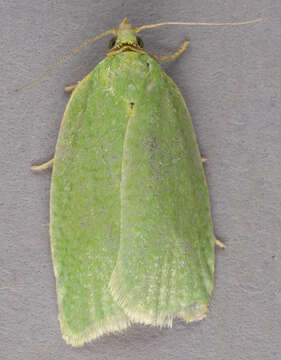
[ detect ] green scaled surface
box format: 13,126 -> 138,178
50,63 -> 132,346
50,51 -> 215,345
109,52 -> 215,326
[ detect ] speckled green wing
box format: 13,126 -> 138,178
50,60 -> 132,346
51,51 -> 215,345
109,53 -> 215,326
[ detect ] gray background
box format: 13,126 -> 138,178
1,1 -> 280,359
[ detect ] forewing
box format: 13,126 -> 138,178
50,59 -> 130,346
110,57 -> 215,326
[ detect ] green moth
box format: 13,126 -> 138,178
29,17 -> 265,346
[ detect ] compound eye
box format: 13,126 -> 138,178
108,37 -> 117,49
136,36 -> 144,48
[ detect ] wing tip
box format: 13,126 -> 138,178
178,302 -> 209,323
59,314 -> 130,347
110,268 -> 209,328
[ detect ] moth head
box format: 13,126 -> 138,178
108,18 -> 144,50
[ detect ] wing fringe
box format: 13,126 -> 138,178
59,312 -> 130,347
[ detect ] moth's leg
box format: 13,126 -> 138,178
64,84 -> 78,93
152,41 -> 190,62
201,157 -> 208,163
215,237 -> 226,248
30,158 -> 54,171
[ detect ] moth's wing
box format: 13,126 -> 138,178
50,59 -> 130,346
110,56 -> 215,326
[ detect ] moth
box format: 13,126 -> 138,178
28,17 -> 266,346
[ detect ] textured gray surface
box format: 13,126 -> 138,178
1,1 -> 280,359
